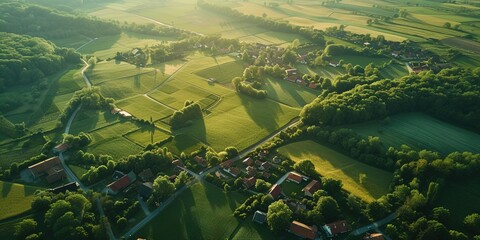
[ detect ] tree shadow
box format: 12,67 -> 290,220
238,94 -> 282,131
203,182 -> 228,210
179,188 -> 205,240
1,181 -> 12,197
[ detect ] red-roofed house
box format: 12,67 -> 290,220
303,180 -> 321,197
172,159 -> 184,168
323,220 -> 349,237
28,157 -> 62,180
220,159 -> 234,169
106,171 -> 137,195
259,162 -> 271,171
194,156 -> 206,167
289,221 -> 317,240
246,166 -> 257,176
364,233 -> 385,240
242,157 -> 253,166
308,83 -> 317,89
268,184 -> 282,199
243,177 -> 256,189
287,172 -> 303,184
225,167 -> 241,178
53,143 -> 70,153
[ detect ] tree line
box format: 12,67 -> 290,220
170,100 -> 203,129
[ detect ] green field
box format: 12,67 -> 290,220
347,112 -> 480,154
0,134 -> 46,168
125,128 -> 171,147
263,77 -> 319,108
69,110 -> 119,135
136,183 -> 246,239
162,133 -> 206,156
436,177 -> 480,229
195,60 -> 245,84
278,140 -> 393,202
116,96 -> 175,121
0,181 -> 41,220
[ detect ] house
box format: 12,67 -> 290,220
286,75 -> 298,82
138,182 -> 153,199
172,159 -> 184,168
287,172 -> 303,184
220,159 -> 234,169
106,171 -> 137,195
111,108 -> 121,115
255,160 -> 263,167
329,62 -> 340,67
49,182 -> 79,194
118,111 -> 132,118
246,166 -> 257,176
243,177 -> 256,189
225,167 -> 241,178
242,157 -> 253,166
53,143 -> 70,153
364,233 -> 385,240
262,172 -> 271,179
259,162 -> 271,171
303,180 -> 321,197
285,68 -> 298,76
28,156 -> 65,182
308,83 -> 317,89
215,171 -> 226,179
112,170 -> 125,180
289,221 -> 317,240
139,169 -> 153,182
272,156 -> 281,164
268,184 -> 282,199
323,220 -> 349,237
252,210 -> 267,224
194,156 -> 206,167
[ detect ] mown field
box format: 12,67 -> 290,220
278,140 -> 393,202
136,183 -> 246,239
0,134 -> 46,168
0,181 -> 41,220
347,112 -> 480,154
263,77 -> 318,108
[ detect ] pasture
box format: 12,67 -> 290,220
0,134 -> 46,168
0,181 -> 41,220
116,96 -> 175,121
69,110 -> 119,135
195,60 -> 245,84
263,77 -> 318,108
126,128 -> 171,147
278,140 -> 393,202
347,112 -> 480,155
136,182 -> 246,239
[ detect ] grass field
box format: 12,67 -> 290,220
195,60 -> 245,84
347,112 -> 480,154
278,140 -> 393,202
136,183 -> 246,239
0,134 -> 46,168
116,95 -> 175,121
162,133 -> 206,155
263,77 -> 318,108
68,164 -> 89,179
0,181 -> 41,220
436,177 -> 480,229
125,128 -> 171,147
69,110 -> 119,135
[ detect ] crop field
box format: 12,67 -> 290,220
195,61 -> 245,84
136,183 -> 246,239
263,77 -> 318,108
69,110 -> 119,135
125,128 -> 171,147
116,96 -> 175,121
347,112 -> 480,155
162,133 -> 206,155
232,220 -> 276,240
442,37 -> 480,55
148,83 -> 216,110
0,181 -> 41,220
278,140 -> 393,202
295,64 -> 346,80
0,135 -> 45,168
89,136 -> 143,159
436,177 -> 480,229
173,93 -> 300,152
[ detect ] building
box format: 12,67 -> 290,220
252,210 -> 267,224
138,168 -> 153,182
268,184 -> 282,199
323,220 -> 349,237
246,166 -> 257,176
194,156 -> 206,167
259,162 -> 271,171
225,167 -> 241,178
285,68 -> 298,76
220,159 -> 234,169
308,83 -> 317,89
50,182 -> 79,194
242,157 -> 253,166
106,171 -> 137,195
287,172 -> 303,184
111,108 -> 121,115
289,221 -> 317,240
138,182 -> 153,199
172,159 -> 184,168
243,177 -> 256,189
53,143 -> 70,153
28,156 -> 65,183
112,170 -> 125,180
118,111 -> 132,118
46,167 -> 66,183
364,233 -> 385,240
303,180 -> 321,197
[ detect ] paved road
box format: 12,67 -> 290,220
349,211 -> 398,236
75,37 -> 95,51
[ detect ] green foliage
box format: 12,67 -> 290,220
170,100 -> 203,129
14,219 -> 37,240
267,200 -> 292,233
464,213 -> 480,235
293,160 -> 316,176
152,175 -> 176,202
315,196 -> 340,223
255,179 -> 272,192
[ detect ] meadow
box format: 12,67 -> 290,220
135,183 -> 246,239
347,112 -> 480,155
125,128 -> 171,147
263,77 -> 318,108
278,140 -> 393,202
0,181 -> 41,220
0,134 -> 45,168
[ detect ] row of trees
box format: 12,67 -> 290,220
170,100 -> 203,129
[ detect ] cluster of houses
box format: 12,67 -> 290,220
284,68 -> 319,89
111,108 -> 132,118
216,156 -> 276,190
105,168 -> 157,199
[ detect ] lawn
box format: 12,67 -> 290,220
162,133 -> 206,156
68,164 -> 89,179
436,177 -> 480,229
195,60 -> 245,84
0,181 -> 42,220
125,128 -> 171,147
135,182 -> 246,240
231,220 -> 276,240
88,136 -> 143,159
116,95 -> 175,121
347,112 -> 480,155
148,82 -> 216,110
278,140 -> 393,202
263,77 -> 319,108
280,180 -> 308,198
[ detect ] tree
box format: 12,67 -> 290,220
426,182 -> 439,203
152,175 -> 176,202
322,178 -> 343,195
174,171 -> 189,188
267,201 -> 293,233
15,219 -> 37,239
44,200 -> 72,227
449,230 -> 468,240
65,194 -> 91,219
432,207 -> 450,225
293,160 -> 315,176
224,146 -> 239,158
359,173 -> 368,185
316,196 -> 340,222
53,211 -> 79,239
464,213 -> 480,235
366,200 -> 388,221
443,22 -> 451,28
255,179 -> 272,192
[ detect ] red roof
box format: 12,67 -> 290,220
309,83 -> 317,89
220,159 -> 234,169
268,184 -> 282,198
242,157 -> 253,166
229,167 -> 241,177
327,220 -> 348,235
255,160 -> 263,166
194,156 -> 206,165
54,143 -> 70,152
107,175 -> 132,192
288,172 -> 303,183
29,157 -> 61,176
261,162 -> 271,170
303,180 -> 321,195
243,177 -> 256,188
290,221 -> 317,240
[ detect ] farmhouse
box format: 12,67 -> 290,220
303,180 -> 321,197
138,168 -> 153,182
28,156 -> 66,183
364,233 -> 385,240
289,221 -> 317,240
268,184 -> 282,199
50,182 -> 79,194
287,172 -> 303,184
138,182 -> 153,199
53,143 -> 70,153
323,220 -> 349,237
243,177 -> 256,189
242,157 -> 253,166
106,171 -> 137,195
252,210 -> 267,224
194,156 -> 207,167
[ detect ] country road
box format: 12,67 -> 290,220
349,211 -> 398,236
